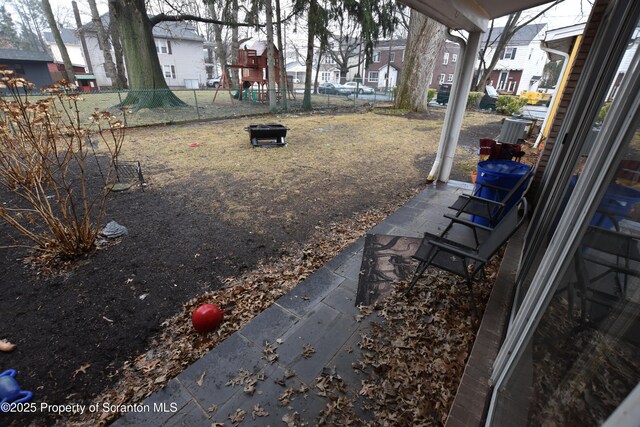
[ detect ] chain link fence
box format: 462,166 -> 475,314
29,87 -> 396,128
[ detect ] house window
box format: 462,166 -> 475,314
155,39 -> 172,54
373,51 -> 380,62
322,55 -> 334,64
320,71 -> 331,82
368,71 -> 378,82
507,80 -> 516,92
500,47 -> 517,60
448,74 -> 454,82
443,52 -> 449,65
439,73 -> 445,84
163,65 -> 176,79
402,50 -> 405,61
452,54 -> 458,63
390,52 -> 395,62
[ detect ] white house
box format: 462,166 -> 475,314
81,17 -> 207,89
478,23 -> 547,94
43,28 -> 86,69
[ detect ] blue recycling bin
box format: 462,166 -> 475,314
473,160 -> 531,226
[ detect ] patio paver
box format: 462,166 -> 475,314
113,181 -> 473,426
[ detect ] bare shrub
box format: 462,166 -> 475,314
0,70 -> 124,260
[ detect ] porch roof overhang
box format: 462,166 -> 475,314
399,0 -> 555,32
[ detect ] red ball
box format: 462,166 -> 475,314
191,304 -> 224,333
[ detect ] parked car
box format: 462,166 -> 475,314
479,84 -> 498,110
318,82 -> 351,95
343,81 -> 375,94
436,84 -> 451,105
206,77 -> 221,88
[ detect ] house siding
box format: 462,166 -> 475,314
430,41 -> 461,89
156,38 -> 207,87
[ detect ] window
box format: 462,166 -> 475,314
452,54 -> 458,63
320,71 -> 331,82
507,80 -> 516,92
390,52 -> 395,62
439,73 -> 445,84
155,39 -> 172,54
373,51 -> 380,62
500,47 -> 517,60
368,71 -> 379,82
322,55 -> 334,64
163,65 -> 176,79
402,50 -> 405,61
447,74 -> 454,82
443,52 -> 449,65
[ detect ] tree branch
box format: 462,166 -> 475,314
514,0 -> 564,32
149,12 -> 260,27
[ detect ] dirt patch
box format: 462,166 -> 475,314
0,109 -> 502,426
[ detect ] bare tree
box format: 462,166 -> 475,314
326,15 -> 364,83
88,0 -> 122,89
42,0 -> 75,82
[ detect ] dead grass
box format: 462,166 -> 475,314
115,109 -> 492,233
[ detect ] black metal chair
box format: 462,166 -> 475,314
407,198 -> 528,311
572,225 -> 640,324
445,167 -> 533,232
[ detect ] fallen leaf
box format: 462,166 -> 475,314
229,408 -> 246,425
197,371 -> 206,387
302,344 -> 316,359
252,404 -> 269,419
72,363 -> 91,378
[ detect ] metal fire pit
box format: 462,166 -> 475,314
245,124 -> 288,147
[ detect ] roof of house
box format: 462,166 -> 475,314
375,62 -> 401,72
43,28 -> 79,45
82,16 -> 204,42
0,49 -> 53,62
481,23 -> 546,46
374,38 -> 407,50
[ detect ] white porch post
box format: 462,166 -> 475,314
427,30 -> 482,182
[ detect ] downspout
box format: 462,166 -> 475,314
533,44 -> 571,148
428,30 -> 482,183
426,30 -> 466,182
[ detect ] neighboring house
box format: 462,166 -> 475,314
0,49 -> 53,89
81,17 -> 207,89
430,40 -> 462,88
43,28 -> 98,91
43,27 -> 86,69
478,23 -> 547,94
362,39 -> 406,90
285,59 -> 340,85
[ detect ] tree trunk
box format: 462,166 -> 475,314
264,0 -> 277,112
230,0 -> 239,87
394,10 -> 445,112
207,3 -> 230,85
42,0 -> 75,83
302,0 -> 317,110
72,1 -> 93,74
275,0 -> 288,110
110,0 -> 186,109
108,0 -> 128,89
89,0 -> 121,89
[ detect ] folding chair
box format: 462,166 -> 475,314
446,167 -> 533,229
407,198 -> 528,312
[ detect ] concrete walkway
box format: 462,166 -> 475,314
114,181 -> 474,427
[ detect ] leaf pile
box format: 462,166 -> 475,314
62,190 -> 419,427
315,258 -> 501,426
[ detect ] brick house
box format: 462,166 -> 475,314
430,40 -> 462,88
